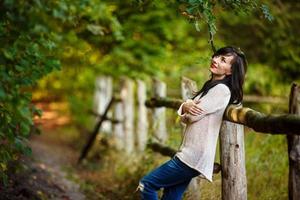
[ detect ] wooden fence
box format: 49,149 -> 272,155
80,76 -> 300,200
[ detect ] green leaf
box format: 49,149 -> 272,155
23,146 -> 32,156
45,59 -> 61,70
261,4 -> 274,21
2,173 -> 8,186
40,38 -> 57,50
32,106 -> 43,117
3,48 -> 16,60
1,149 -> 12,161
6,128 -> 14,142
26,43 -> 40,57
187,6 -> 196,14
15,65 -> 23,72
0,87 -> 5,99
20,122 -> 30,137
14,138 -> 23,151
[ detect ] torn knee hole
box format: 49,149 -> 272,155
136,182 -> 145,192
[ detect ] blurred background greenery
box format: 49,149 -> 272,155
1,0 -> 299,199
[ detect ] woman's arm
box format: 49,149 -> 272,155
177,84 -> 231,123
177,99 -> 202,124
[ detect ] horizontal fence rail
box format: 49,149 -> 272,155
85,75 -> 300,200
145,98 -> 300,135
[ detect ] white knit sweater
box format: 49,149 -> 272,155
176,83 -> 231,182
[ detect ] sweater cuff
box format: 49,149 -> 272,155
177,102 -> 186,116
177,102 -> 189,124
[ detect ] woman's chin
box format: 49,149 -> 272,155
209,68 -> 215,73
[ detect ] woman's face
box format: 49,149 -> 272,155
210,54 -> 234,80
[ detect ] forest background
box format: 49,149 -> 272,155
1,0 -> 300,199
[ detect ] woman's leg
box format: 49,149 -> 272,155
139,156 -> 199,200
161,179 -> 191,200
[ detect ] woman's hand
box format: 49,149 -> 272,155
182,99 -> 205,116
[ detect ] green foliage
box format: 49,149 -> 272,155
180,0 -> 217,35
177,0 -> 272,50
0,0 -> 60,184
217,1 -> 300,80
68,95 -> 94,128
1,0 -> 298,191
244,63 -> 289,96
33,0 -> 279,115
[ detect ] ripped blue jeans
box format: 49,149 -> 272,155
138,156 -> 200,200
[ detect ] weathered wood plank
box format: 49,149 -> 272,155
152,79 -> 168,143
78,97 -> 115,163
147,142 -> 221,174
113,101 -> 125,150
224,105 -> 300,135
288,83 -> 300,200
121,78 -> 135,154
181,76 -> 198,100
145,97 -> 300,135
94,76 -> 113,134
145,97 -> 182,108
220,121 -> 247,200
181,76 -> 201,200
136,79 -> 148,151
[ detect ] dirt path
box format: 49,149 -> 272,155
1,132 -> 86,200
28,134 -> 86,200
26,101 -> 86,200
1,101 -> 86,200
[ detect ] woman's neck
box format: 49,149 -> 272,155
212,74 -> 226,81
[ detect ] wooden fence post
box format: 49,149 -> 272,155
181,76 -> 201,200
152,79 -> 167,143
94,76 -> 113,134
288,83 -> 300,200
121,78 -> 135,154
113,100 -> 125,150
136,79 -> 148,151
220,120 -> 247,200
181,76 -> 198,100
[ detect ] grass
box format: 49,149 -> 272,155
38,101 -> 291,200
65,127 -> 289,200
245,132 -> 288,200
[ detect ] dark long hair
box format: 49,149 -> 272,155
192,46 -> 247,104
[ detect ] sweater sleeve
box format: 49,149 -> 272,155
177,101 -> 189,124
177,84 -> 231,124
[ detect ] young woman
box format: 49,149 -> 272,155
138,46 -> 247,200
